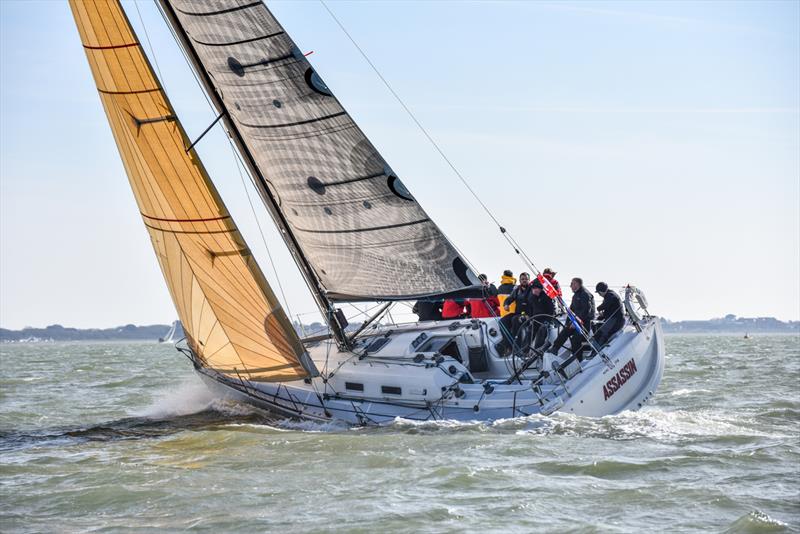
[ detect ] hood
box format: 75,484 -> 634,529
500,275 -> 516,285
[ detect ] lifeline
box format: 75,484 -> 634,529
603,358 -> 638,401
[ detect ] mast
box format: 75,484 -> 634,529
156,0 -> 349,349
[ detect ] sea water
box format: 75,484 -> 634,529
1,335 -> 798,532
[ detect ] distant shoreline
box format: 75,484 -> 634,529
2,314 -> 797,342
2,332 -> 798,345
0,324 -> 172,343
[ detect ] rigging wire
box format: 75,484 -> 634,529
229,141 -> 295,319
317,2 -> 615,364
318,0 -> 541,276
150,0 -> 295,318
133,1 -> 165,89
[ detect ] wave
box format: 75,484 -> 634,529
131,378 -> 256,419
0,380 -> 271,451
356,407 -> 785,443
724,510 -> 789,533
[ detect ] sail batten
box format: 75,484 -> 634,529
70,0 -> 312,382
161,0 -> 479,303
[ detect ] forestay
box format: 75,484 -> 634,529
69,0 -> 313,381
163,0 -> 478,301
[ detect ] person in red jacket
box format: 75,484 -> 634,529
467,274 -> 500,318
542,267 -> 564,314
542,267 -> 561,296
441,299 -> 467,319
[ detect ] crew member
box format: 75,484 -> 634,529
497,272 -> 534,354
441,299 -> 467,320
529,279 -> 556,350
593,282 -> 624,346
467,274 -> 500,318
497,270 -> 516,317
542,267 -> 564,314
412,299 -> 443,321
547,277 -> 595,359
542,268 -> 561,295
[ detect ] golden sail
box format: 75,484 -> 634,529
69,0 -> 311,381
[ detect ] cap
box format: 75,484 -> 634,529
595,282 -> 608,293
543,267 -> 557,275
502,269 -> 513,277
531,279 -> 543,289
478,273 -> 487,282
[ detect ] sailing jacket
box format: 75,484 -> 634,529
412,300 -> 443,321
570,286 -> 595,326
442,299 -> 467,319
497,275 -> 517,316
597,289 -> 623,326
467,296 -> 500,318
530,291 -> 556,322
504,284 -> 535,316
543,274 -> 562,296
466,283 -> 499,318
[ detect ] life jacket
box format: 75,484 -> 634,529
441,299 -> 466,319
543,273 -> 562,296
467,296 -> 500,318
497,274 -> 516,316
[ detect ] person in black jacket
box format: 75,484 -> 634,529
547,277 -> 595,358
529,279 -> 556,350
496,272 -> 534,354
593,282 -> 624,346
412,299 -> 443,321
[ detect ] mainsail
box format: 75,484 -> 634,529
69,0 -> 314,381
159,0 -> 479,302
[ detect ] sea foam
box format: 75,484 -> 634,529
132,377 -> 254,419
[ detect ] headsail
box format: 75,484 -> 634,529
159,0 -> 479,302
70,0 -> 314,381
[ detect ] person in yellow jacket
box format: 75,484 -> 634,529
497,270 -> 517,317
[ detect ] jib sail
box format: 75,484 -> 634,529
69,0 -> 315,381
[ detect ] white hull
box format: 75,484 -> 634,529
192,316 -> 665,425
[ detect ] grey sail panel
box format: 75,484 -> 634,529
166,0 -> 478,301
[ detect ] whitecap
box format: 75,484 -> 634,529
724,510 -> 788,533
132,377 -> 223,419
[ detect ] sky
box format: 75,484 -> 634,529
1,0 -> 798,329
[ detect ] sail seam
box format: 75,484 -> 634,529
141,213 -> 231,223
210,363 -> 296,373
174,1 -> 262,18
142,221 -> 235,235
293,218 -> 431,234
236,111 -> 346,130
98,87 -> 160,96
82,42 -> 139,50
192,31 -> 285,47
322,171 -> 385,187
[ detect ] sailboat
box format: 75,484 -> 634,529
69,0 -> 665,424
158,320 -> 183,344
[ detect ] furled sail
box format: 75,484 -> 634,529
160,0 -> 479,302
70,0 -> 313,381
